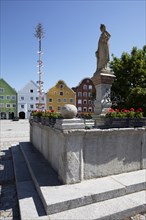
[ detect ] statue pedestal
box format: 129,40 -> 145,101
92,70 -> 115,117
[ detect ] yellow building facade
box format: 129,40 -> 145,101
46,80 -> 76,112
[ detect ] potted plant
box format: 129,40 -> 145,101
42,110 -> 62,127
31,110 -> 43,122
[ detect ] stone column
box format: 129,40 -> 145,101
92,70 -> 115,117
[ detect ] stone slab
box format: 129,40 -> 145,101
41,176 -> 125,214
17,181 -> 48,220
55,118 -> 85,130
11,144 -> 47,220
111,169 -> 146,194
48,191 -> 146,220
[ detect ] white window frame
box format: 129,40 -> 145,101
6,103 -> 11,108
0,88 -> 4,93
78,99 -> 82,104
78,92 -> 82,97
0,103 -> 4,108
12,95 -> 16,100
89,85 -> 92,90
12,104 -> 16,108
78,107 -> 82,112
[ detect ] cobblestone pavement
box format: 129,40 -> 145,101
0,148 -> 20,220
0,119 -> 29,220
0,119 -> 146,220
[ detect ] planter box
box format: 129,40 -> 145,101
105,117 -> 146,128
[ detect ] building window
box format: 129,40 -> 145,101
70,98 -> 73,103
20,96 -> 24,100
54,91 -> 57,94
0,88 -> 4,93
63,98 -> 67,103
30,97 -> 33,100
78,107 -> 82,112
30,104 -> 34,109
83,100 -> 87,104
60,84 -> 64,89
89,85 -> 92,90
12,95 -> 16,100
83,107 -> 87,112
42,97 -> 44,101
6,103 -> 11,108
88,107 -> 92,112
58,106 -> 61,111
48,98 -> 52,102
78,99 -> 82,104
30,89 -> 33,93
83,92 -> 87,97
0,96 -> 4,100
36,97 -> 39,100
58,98 -> 61,102
78,92 -> 82,97
60,92 -> 63,96
88,92 -> 92,97
88,100 -> 92,105
83,84 -> 87,90
21,105 -> 24,109
0,103 -> 4,108
12,104 -> 16,108
6,95 -> 10,100
49,106 -> 52,110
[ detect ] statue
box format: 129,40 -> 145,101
95,24 -> 111,72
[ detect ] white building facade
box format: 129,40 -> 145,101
17,80 -> 46,119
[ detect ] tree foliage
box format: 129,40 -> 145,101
110,46 -> 146,116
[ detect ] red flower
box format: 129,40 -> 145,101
136,108 -> 143,112
115,109 -> 120,112
108,108 -> 115,112
130,108 -> 134,111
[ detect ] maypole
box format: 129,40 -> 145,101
34,23 -> 45,110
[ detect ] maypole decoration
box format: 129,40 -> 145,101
34,23 -> 45,110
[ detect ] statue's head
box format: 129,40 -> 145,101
100,24 -> 106,32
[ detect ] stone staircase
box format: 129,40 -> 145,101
11,142 -> 146,220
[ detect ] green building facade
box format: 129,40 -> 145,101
0,78 -> 17,119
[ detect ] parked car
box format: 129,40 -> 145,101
12,117 -> 19,121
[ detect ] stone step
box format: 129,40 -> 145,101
11,144 -> 48,220
19,142 -> 146,216
48,190 -> 146,220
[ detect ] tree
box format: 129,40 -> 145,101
110,45 -> 146,116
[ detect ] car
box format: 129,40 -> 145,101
12,116 -> 19,121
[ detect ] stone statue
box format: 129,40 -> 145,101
95,24 -> 111,72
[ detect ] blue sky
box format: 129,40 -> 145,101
1,0 -> 146,92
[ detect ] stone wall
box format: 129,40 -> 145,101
30,121 -> 146,184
